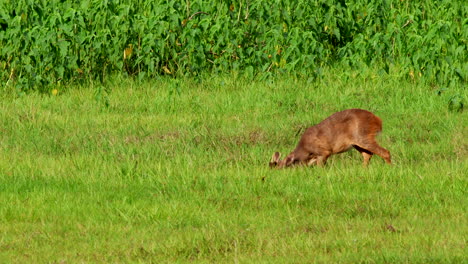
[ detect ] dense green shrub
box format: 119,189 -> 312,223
0,0 -> 466,90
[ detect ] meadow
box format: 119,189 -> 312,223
0,71 -> 466,263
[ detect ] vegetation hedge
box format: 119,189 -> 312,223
0,0 -> 466,90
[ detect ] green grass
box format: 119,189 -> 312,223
0,72 -> 466,263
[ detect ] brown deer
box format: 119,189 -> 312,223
269,109 -> 391,168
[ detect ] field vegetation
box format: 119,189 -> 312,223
0,0 -> 467,91
0,0 -> 466,263
0,73 -> 467,262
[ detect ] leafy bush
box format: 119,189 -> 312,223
0,0 -> 466,91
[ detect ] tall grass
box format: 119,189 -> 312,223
0,73 -> 466,262
1,0 -> 467,91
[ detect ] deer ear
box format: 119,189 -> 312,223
272,152 -> 281,162
285,155 -> 295,166
269,152 -> 281,168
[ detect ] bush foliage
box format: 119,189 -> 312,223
0,0 -> 466,90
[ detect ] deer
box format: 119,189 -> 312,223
269,109 -> 392,168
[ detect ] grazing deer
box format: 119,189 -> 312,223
269,109 -> 391,168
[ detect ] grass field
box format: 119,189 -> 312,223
0,72 -> 466,263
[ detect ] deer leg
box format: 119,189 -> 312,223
355,141 -> 391,165
353,145 -> 373,166
306,156 -> 318,166
315,153 -> 330,167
